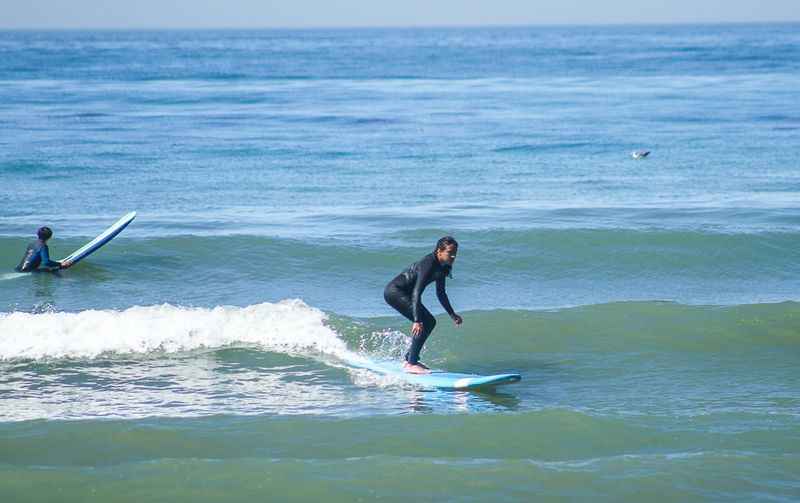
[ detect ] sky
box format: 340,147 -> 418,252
1,0 -> 798,29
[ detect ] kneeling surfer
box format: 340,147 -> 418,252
15,227 -> 72,272
384,236 -> 463,374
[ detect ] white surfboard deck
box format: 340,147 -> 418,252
59,211 -> 136,265
348,357 -> 521,390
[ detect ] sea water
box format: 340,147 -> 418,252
1,25 -> 799,501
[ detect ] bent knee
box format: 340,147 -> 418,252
424,315 -> 437,332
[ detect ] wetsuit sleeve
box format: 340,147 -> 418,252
40,245 -> 61,269
436,277 -> 456,318
411,257 -> 435,323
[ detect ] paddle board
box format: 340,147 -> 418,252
349,358 -> 521,390
59,211 -> 136,265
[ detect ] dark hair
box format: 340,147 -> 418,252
37,226 -> 53,240
434,236 -> 458,253
435,236 -> 458,278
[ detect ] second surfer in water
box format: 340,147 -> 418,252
15,226 -> 72,273
384,236 -> 463,374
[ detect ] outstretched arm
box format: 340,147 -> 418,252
437,278 -> 462,325
41,246 -> 70,270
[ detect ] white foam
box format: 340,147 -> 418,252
0,273 -> 27,281
0,300 -> 353,361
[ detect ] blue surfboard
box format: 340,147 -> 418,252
349,358 -> 521,390
59,211 -> 136,265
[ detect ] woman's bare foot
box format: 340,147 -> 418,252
403,362 -> 431,374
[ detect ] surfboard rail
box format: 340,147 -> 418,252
59,211 -> 137,265
347,357 -> 521,390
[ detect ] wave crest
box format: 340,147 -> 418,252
0,300 -> 351,361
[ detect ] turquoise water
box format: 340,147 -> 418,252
1,25 -> 799,501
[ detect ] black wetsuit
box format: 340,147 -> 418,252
384,253 -> 456,364
15,239 -> 61,272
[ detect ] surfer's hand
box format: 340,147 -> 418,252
411,322 -> 423,336
452,314 -> 463,326
60,260 -> 72,269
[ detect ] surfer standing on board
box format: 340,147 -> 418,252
384,236 -> 463,374
15,227 -> 73,272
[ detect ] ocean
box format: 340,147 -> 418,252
1,24 -> 799,501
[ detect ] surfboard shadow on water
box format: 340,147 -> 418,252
402,387 -> 521,414
463,387 -> 522,409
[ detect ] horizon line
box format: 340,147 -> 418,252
2,20 -> 799,31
